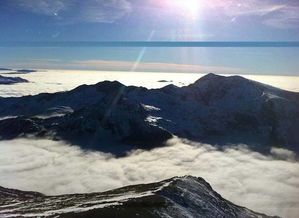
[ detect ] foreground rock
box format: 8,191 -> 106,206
0,176 -> 278,218
0,74 -> 298,153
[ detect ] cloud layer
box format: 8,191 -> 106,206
7,59 -> 241,73
66,59 -> 241,73
0,70 -> 299,98
0,138 -> 298,218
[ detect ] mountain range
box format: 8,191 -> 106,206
0,73 -> 298,155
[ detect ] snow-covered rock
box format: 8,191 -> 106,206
0,176 -> 279,218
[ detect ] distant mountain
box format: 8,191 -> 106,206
0,68 -> 12,71
0,74 -> 298,154
157,79 -> 173,83
0,75 -> 29,85
0,175 -> 278,218
1,69 -> 37,74
16,69 -> 36,73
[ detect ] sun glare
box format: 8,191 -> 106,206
174,0 -> 202,18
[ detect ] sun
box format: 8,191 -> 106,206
173,0 -> 202,18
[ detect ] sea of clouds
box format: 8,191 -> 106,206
0,137 -> 298,218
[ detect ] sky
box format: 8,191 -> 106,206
0,0 -> 299,75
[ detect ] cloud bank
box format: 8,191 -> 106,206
0,138 -> 298,218
8,59 -> 241,73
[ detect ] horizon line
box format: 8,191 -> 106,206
1,41 -> 299,47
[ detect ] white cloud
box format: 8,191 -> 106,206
16,0 -> 65,16
0,137 -> 298,218
263,6 -> 299,29
148,0 -> 299,29
204,0 -> 299,29
219,0 -> 299,29
76,0 -> 132,23
220,1 -> 285,17
11,0 -> 132,23
270,147 -> 296,161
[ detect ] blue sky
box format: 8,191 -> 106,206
0,0 -> 299,75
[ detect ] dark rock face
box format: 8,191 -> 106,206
0,186 -> 44,200
0,74 -> 298,154
0,117 -> 44,139
0,176 -> 279,218
55,96 -> 172,148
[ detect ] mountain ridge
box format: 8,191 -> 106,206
0,175 -> 279,218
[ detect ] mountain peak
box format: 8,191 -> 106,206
193,73 -> 252,86
202,72 -> 222,78
194,73 -> 223,83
